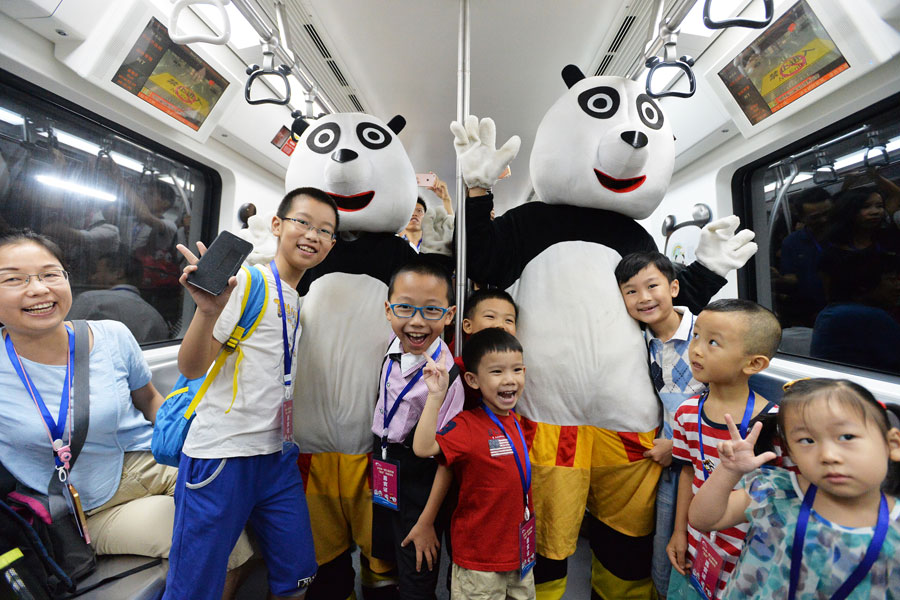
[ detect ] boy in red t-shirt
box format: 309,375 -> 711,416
413,328 -> 535,598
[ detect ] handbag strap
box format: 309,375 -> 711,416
47,321 -> 90,496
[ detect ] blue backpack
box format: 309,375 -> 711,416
152,265 -> 269,467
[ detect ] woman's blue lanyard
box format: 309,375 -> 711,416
481,403 -> 532,520
269,260 -> 300,394
381,344 -> 442,459
697,390 -> 755,480
789,484 -> 889,600
4,326 -> 75,472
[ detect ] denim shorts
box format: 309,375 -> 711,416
651,463 -> 680,596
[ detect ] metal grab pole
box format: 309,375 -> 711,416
454,0 -> 470,358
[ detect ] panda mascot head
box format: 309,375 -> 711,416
529,66 -> 675,219
286,112 -> 417,234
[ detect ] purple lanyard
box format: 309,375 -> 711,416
269,260 -> 300,388
481,403 -> 531,518
789,484 -> 888,600
697,390 -> 755,480
381,344 -> 442,456
5,326 -> 75,469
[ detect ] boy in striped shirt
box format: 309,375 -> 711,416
668,299 -> 782,599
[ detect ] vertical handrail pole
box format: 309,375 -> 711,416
454,0 -> 470,357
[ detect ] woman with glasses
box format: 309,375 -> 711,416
0,229 -> 252,594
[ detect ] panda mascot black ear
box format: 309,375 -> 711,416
387,115 -> 406,134
561,64 -> 586,89
291,110 -> 309,140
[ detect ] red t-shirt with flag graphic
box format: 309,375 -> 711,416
671,394 -> 782,599
437,408 -> 534,572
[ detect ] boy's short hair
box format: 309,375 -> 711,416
614,251 -> 677,285
416,197 -> 427,213
278,186 -> 340,231
464,288 -> 518,321
702,299 -> 782,359
387,257 -> 455,306
462,328 -> 523,373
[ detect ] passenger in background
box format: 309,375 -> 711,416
68,250 -> 169,344
0,230 -> 253,590
615,251 -> 706,600
400,198 -> 427,252
413,329 -> 535,599
811,251 -> 900,374
163,188 -> 337,600
775,188 -> 832,327
822,187 -> 897,262
668,300 -> 782,600
371,259 -> 464,600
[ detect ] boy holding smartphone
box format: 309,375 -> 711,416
163,187 -> 338,600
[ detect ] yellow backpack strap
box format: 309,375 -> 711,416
225,264 -> 269,413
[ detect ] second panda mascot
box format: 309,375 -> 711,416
454,66 -> 756,599
285,111 -> 453,599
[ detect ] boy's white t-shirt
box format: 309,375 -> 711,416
183,265 -> 300,459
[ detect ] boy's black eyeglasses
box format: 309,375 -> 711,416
389,303 -> 449,320
279,216 -> 336,240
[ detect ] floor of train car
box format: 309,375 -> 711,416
235,533 -> 593,599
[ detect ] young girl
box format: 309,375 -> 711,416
689,378 -> 900,599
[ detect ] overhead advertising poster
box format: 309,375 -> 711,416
717,0 -> 849,126
113,17 -> 229,131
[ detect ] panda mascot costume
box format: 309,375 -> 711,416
454,65 -> 756,599
285,111 -> 452,599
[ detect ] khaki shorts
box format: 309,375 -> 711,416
85,451 -> 252,569
451,563 -> 535,600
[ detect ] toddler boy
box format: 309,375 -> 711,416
413,328 -> 535,599
370,258 -> 465,598
165,187 -> 338,600
668,299 -> 782,599
616,251 -> 706,598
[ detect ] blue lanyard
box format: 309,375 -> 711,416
481,402 -> 532,518
401,234 -> 422,251
789,484 -> 889,600
269,260 -> 300,387
4,326 -> 75,459
381,344 -> 442,453
697,390 -> 755,480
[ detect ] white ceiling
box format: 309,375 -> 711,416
300,0 -> 630,213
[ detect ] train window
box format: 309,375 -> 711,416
739,93 -> 900,375
0,71 -> 219,345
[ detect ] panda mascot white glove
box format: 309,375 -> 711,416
419,205 -> 455,256
693,215 -> 758,278
450,115 -> 521,189
237,212 -> 278,266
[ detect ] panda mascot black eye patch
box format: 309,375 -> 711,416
636,94 -> 664,130
577,86 -> 620,119
357,122 -> 392,150
307,122 -> 341,154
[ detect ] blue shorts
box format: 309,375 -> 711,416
164,448 -> 317,600
651,464 -> 680,596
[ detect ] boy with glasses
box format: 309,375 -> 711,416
371,257 -> 464,598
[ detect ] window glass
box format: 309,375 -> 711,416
746,98 -> 900,375
0,75 -> 216,345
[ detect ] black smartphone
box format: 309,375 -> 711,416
186,231 -> 253,295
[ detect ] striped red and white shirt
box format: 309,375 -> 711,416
672,394 -> 781,599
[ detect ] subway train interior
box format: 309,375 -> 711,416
1,0 -> 899,598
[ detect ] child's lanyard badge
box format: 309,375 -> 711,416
372,344 -> 442,512
690,390 -> 755,599
481,403 -> 535,579
270,260 -> 300,454
5,327 -> 75,476
789,485 -> 888,600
